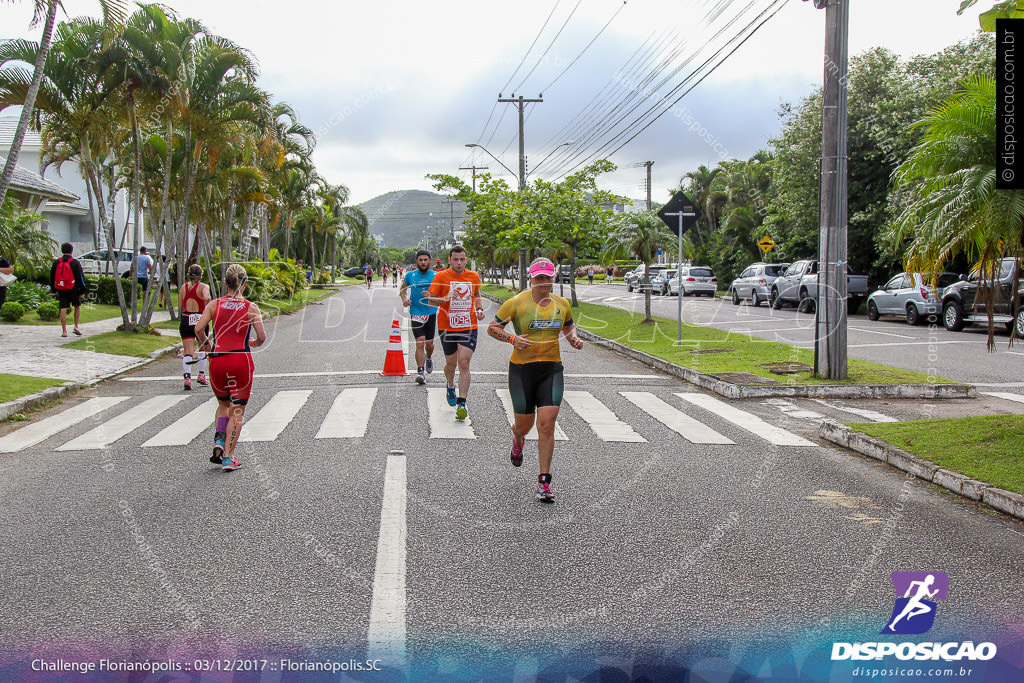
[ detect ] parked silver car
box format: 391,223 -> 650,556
730,262 -> 790,306
667,265 -> 717,297
652,269 -> 676,295
866,272 -> 961,325
625,264 -> 670,292
78,249 -> 134,277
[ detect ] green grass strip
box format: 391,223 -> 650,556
0,373 -> 66,403
481,284 -> 957,386
62,330 -> 174,358
849,415 -> 1024,495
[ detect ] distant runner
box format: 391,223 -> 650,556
364,267 -> 373,289
425,245 -> 483,420
433,258 -> 445,272
400,249 -> 439,384
488,258 -> 583,503
195,264 -> 267,472
381,266 -> 389,287
179,264 -> 211,390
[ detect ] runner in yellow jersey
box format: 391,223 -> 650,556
487,257 -> 583,503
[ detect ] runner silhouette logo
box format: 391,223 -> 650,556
880,571 -> 949,635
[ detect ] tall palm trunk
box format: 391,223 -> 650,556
0,1 -> 58,205
128,96 -> 144,325
283,210 -> 293,260
220,200 -> 234,280
85,161 -> 129,326
239,201 -> 254,261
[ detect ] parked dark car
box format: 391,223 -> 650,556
342,266 -> 366,278
941,257 -> 1024,334
554,264 -> 573,282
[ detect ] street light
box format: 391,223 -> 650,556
464,143 -> 516,181
527,140 -> 574,179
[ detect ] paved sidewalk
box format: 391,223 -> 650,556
0,311 -> 178,382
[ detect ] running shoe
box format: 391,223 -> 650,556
536,482 -> 555,503
510,437 -> 524,467
221,454 -> 241,471
211,432 -> 226,464
415,369 -> 425,385
425,357 -> 434,374
455,402 -> 468,420
446,385 -> 457,406
183,377 -> 192,391
196,373 -> 208,386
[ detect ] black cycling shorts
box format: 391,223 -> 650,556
410,314 -> 436,340
508,361 -> 564,415
439,328 -> 478,356
57,290 -> 82,308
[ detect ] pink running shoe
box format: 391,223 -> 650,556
510,437 -> 524,467
536,481 -> 554,503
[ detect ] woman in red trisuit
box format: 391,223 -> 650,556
195,264 -> 267,471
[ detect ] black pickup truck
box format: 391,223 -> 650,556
941,257 -> 1024,335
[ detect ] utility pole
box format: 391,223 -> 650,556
643,161 -> 654,210
498,94 -> 543,289
443,199 -> 458,241
812,0 -> 849,379
459,165 -> 488,193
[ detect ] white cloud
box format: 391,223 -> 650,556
2,0 -> 985,204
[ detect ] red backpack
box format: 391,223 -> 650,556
55,257 -> 75,291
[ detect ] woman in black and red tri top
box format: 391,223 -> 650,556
195,264 -> 266,471
178,264 -> 211,390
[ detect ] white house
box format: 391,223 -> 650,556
0,117 -> 134,252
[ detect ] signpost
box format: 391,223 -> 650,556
658,192 -> 700,344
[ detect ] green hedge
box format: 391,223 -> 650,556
35,301 -> 58,321
1,301 -> 25,321
4,281 -> 51,310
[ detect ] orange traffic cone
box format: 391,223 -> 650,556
381,318 -> 408,376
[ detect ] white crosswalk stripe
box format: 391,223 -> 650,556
427,388 -> 475,439
675,393 -> 815,446
0,397 -> 128,453
494,389 -> 568,441
239,390 -> 312,442
563,390 -> 646,442
56,395 -> 190,451
621,392 -> 734,444
981,391 -> 1024,405
142,397 -> 218,448
2,387 -> 824,451
316,388 -> 378,439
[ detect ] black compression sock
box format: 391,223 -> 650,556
539,473 -> 552,484
457,398 -> 466,405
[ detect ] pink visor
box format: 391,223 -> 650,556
529,261 -> 556,278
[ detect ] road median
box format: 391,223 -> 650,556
480,284 -> 973,400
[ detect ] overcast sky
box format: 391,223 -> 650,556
3,0 -> 985,205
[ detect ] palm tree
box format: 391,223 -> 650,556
0,196 -> 55,277
886,74 -> 1023,348
605,210 -> 677,323
0,0 -> 127,205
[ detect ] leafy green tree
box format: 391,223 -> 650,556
885,74 -> 1022,349
0,197 -> 55,278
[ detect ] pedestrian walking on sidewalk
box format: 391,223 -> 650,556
425,245 -> 483,420
587,267 -> 594,285
195,264 -> 267,472
50,242 -> 86,337
179,264 -> 212,390
0,255 -> 13,309
488,257 -> 583,503
400,249 -> 439,384
136,246 -> 153,293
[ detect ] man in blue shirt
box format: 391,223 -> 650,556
136,246 -> 153,292
400,249 -> 439,385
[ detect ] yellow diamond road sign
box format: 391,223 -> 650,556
757,236 -> 775,252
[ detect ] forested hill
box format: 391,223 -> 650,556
358,190 -> 467,248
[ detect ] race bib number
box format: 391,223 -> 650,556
448,311 -> 471,328
411,314 -> 428,324
187,313 -> 202,326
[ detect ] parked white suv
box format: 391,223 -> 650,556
78,249 -> 134,277
667,265 -> 717,297
625,264 -> 670,292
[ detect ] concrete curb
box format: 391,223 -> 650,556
818,419 -> 1024,522
480,291 -> 975,400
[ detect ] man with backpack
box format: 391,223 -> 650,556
50,242 -> 87,337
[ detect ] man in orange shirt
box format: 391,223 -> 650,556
425,245 -> 484,420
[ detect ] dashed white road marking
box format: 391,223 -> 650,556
427,388 -> 475,439
142,397 -> 218,447
367,452 -> 406,668
981,391 -> 1024,405
239,390 -> 311,442
808,399 -> 898,423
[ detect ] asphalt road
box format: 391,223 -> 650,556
0,283 -> 1021,678
571,281 -> 1024,392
